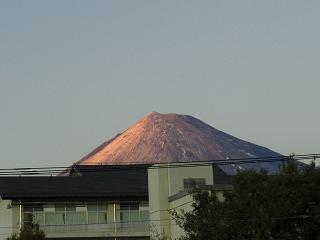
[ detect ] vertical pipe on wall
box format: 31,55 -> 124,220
113,202 -> 117,240
113,202 -> 117,232
19,200 -> 22,230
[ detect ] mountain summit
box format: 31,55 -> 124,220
77,112 -> 282,174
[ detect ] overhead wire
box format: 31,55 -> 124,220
0,154 -> 318,176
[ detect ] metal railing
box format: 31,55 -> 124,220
40,221 -> 150,235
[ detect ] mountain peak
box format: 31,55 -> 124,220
145,111 -> 181,119
77,112 -> 281,174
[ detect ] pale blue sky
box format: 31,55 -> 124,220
0,1 -> 319,168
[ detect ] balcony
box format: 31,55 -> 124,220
41,221 -> 150,238
22,202 -> 150,239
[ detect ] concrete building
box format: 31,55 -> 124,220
148,163 -> 232,239
0,163 -> 232,240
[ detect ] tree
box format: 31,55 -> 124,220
173,162 -> 320,240
7,215 -> 46,240
150,224 -> 170,240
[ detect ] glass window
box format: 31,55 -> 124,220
120,204 -> 130,210
140,210 -> 149,221
23,205 -> 44,226
66,204 -> 76,212
87,204 -> 97,212
33,212 -> 44,225
130,210 -> 139,222
184,178 -> 206,190
33,205 -> 44,212
23,206 -> 33,212
98,212 -> 107,224
45,212 -> 56,225
77,212 -> 87,224
67,212 -> 86,225
53,204 -> 66,225
120,211 -> 130,223
140,202 -> 149,208
23,202 -> 110,226
120,203 -> 139,210
55,204 -> 65,212
88,212 -> 98,224
98,203 -> 107,212
88,203 -> 107,224
23,213 -> 33,224
120,203 -> 141,223
55,212 -> 66,225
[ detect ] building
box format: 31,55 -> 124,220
0,165 -> 150,240
0,163 -> 232,240
148,163 -> 232,239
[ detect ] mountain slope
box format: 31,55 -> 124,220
77,112 -> 282,174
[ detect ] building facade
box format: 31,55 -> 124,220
0,164 -> 232,240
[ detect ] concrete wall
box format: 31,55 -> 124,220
148,164 -> 213,240
0,200 -> 20,240
148,166 -> 171,239
167,164 -> 213,196
169,194 -> 193,240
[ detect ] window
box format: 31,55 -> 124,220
23,205 -> 44,226
183,178 -> 206,190
140,210 -> 149,221
66,204 -> 87,225
119,203 -> 148,223
53,204 -> 65,225
87,203 -> 107,224
120,203 -> 139,223
87,204 -> 98,224
23,202 -> 109,226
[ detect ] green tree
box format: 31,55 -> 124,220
173,162 -> 320,240
7,215 -> 46,240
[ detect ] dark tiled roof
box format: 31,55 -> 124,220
70,164 -> 151,176
0,165 -> 148,200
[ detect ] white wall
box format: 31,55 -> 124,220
0,200 -> 19,240
148,164 -> 213,240
148,166 -> 171,239
169,194 -> 193,240
167,163 -> 213,196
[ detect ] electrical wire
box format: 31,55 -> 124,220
0,154 -> 318,176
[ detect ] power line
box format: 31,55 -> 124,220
0,154 -> 318,176
0,155 -> 317,175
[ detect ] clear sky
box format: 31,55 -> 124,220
0,1 -> 319,168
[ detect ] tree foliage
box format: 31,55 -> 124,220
7,215 -> 46,240
173,162 -> 320,240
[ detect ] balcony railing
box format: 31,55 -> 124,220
22,203 -> 150,238
40,221 -> 150,238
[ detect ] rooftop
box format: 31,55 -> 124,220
0,165 -> 148,201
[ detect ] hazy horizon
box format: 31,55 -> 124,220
1,1 -> 319,168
